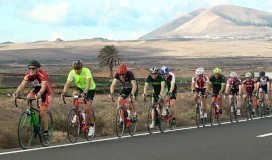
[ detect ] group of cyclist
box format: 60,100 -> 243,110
12,60 -> 178,139
192,67 -> 271,122
12,59 -> 271,139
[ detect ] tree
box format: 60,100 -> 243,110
97,45 -> 124,77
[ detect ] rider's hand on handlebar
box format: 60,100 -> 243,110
109,93 -> 114,99
130,93 -> 135,100
61,92 -> 66,97
81,92 -> 87,98
12,92 -> 18,99
35,93 -> 41,99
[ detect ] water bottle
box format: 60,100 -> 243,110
81,112 -> 86,124
33,112 -> 39,126
162,107 -> 167,116
127,109 -> 131,119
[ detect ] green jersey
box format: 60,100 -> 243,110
67,67 -> 96,90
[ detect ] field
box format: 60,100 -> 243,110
0,39 -> 271,149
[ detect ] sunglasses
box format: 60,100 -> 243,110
28,67 -> 37,70
151,73 -> 157,75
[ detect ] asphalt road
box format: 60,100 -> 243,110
1,117 -> 272,160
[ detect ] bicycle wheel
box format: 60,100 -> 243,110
229,104 -> 235,123
128,113 -> 137,136
159,115 -> 167,133
85,108 -> 95,141
245,103 -> 253,121
18,111 -> 34,149
147,106 -> 155,134
260,102 -> 265,118
210,104 -> 215,126
116,107 -> 125,137
195,105 -> 201,128
67,109 -> 80,143
39,111 -> 54,146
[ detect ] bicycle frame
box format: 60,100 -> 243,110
210,94 -> 220,125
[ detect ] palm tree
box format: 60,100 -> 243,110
97,45 -> 124,77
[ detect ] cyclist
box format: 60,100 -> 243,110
209,67 -> 226,115
13,60 -> 52,139
241,72 -> 257,116
225,72 -> 242,116
143,66 -> 165,129
256,71 -> 270,114
110,64 -> 138,123
191,67 -> 210,122
62,60 -> 96,137
160,66 -> 177,125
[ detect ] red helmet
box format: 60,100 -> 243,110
117,64 -> 127,75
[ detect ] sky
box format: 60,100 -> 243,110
1,0 -> 272,43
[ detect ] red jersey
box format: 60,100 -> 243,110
24,69 -> 48,87
242,79 -> 255,93
192,75 -> 209,89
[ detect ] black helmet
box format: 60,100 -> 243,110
72,60 -> 83,69
259,71 -> 265,77
28,60 -> 41,68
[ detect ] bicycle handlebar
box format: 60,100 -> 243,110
61,94 -> 87,105
7,93 -> 39,108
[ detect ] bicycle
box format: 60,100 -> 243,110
209,94 -> 221,125
145,94 -> 167,134
257,91 -> 267,118
112,94 -> 137,138
244,93 -> 254,121
62,94 -> 95,143
163,95 -> 176,130
8,93 -> 53,149
195,92 -> 207,128
228,93 -> 239,123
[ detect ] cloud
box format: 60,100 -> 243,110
27,2 -> 69,23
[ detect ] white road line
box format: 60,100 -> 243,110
0,116 -> 271,156
257,133 -> 272,138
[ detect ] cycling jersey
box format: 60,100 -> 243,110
145,74 -> 165,95
227,78 -> 241,94
114,71 -> 135,89
210,75 -> 225,94
242,79 -> 255,93
164,72 -> 177,93
67,67 -> 96,90
24,69 -> 52,104
192,75 -> 209,89
257,76 -> 270,94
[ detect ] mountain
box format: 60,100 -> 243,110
139,8 -> 206,39
139,5 -> 272,40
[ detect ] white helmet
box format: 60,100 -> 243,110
195,67 -> 204,74
229,72 -> 237,78
245,72 -> 252,78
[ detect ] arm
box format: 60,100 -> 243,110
169,81 -> 175,93
160,82 -> 165,96
37,81 -> 47,95
15,80 -> 27,94
220,83 -> 226,94
238,85 -> 242,96
63,80 -> 72,93
130,80 -> 137,95
143,82 -> 149,95
84,78 -> 91,93
110,78 -> 118,95
225,84 -> 230,94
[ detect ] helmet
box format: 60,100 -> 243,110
117,64 -> 127,75
28,60 -> 41,68
72,60 -> 83,69
149,66 -> 159,74
229,72 -> 237,78
245,72 -> 252,78
195,67 -> 204,75
160,66 -> 169,74
259,71 -> 265,77
213,67 -> 221,74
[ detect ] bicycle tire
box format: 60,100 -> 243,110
128,119 -> 137,136
229,103 -> 235,123
210,104 -> 215,126
67,109 -> 80,143
85,108 -> 96,140
147,106 -> 155,134
39,111 -> 54,146
195,105 -> 200,128
159,115 -> 167,133
18,111 -> 34,149
115,107 -> 125,137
